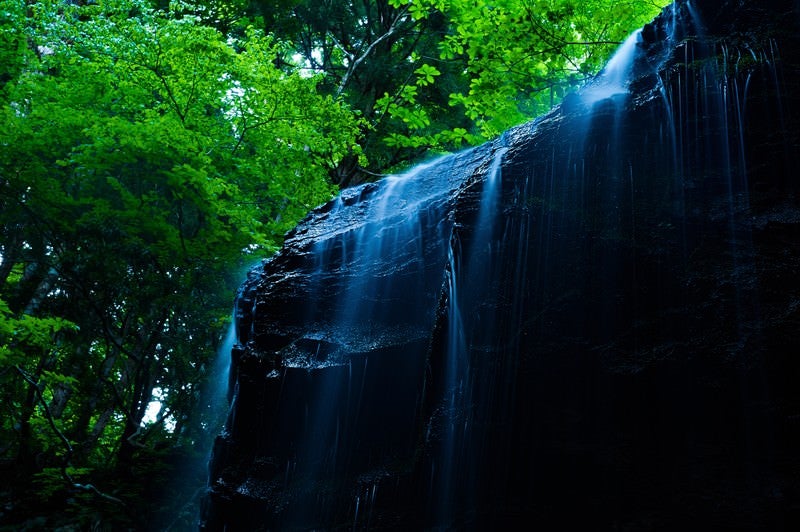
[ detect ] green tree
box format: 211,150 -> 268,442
0,0 -> 361,527
1,0 -> 673,527
385,0 -> 671,142
231,0 -> 473,183
202,0 -> 669,181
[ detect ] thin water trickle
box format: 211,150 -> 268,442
352,495 -> 360,531
211,321 -> 236,427
686,0 -> 706,37
436,145 -> 507,525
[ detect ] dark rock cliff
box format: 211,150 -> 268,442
202,0 -> 800,529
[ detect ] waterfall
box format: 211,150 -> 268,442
202,1 -> 800,529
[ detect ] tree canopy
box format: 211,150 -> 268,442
235,0 -> 669,181
1,0 -> 668,528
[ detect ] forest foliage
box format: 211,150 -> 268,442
0,0 -> 667,529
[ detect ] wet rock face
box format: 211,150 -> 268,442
202,1 -> 800,529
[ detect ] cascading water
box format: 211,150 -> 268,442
279,156 -> 467,525
581,30 -> 643,105
204,141 -> 499,530
202,1 -> 800,529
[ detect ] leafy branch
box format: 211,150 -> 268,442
14,365 -> 124,505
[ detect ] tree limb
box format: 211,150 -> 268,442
15,365 -> 124,505
335,5 -> 410,97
